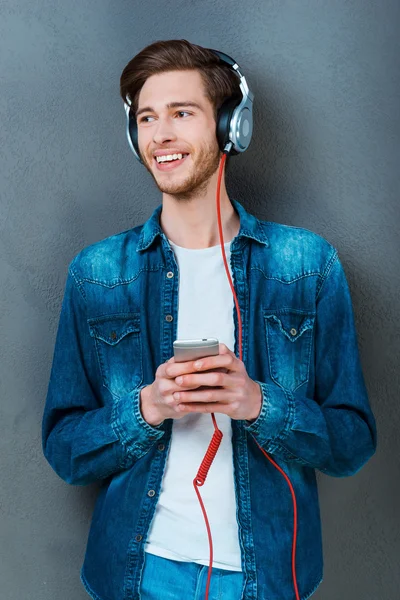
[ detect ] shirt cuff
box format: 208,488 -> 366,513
112,385 -> 165,462
244,381 -> 292,445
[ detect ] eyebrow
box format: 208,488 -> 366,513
135,101 -> 204,119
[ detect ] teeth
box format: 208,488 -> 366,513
156,153 -> 186,163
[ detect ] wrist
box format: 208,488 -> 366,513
246,381 -> 262,422
140,385 -> 163,427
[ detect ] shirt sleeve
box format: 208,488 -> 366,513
41,264 -> 164,486
244,252 -> 377,477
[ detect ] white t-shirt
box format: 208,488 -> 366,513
144,238 -> 242,571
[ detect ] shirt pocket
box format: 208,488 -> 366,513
87,313 -> 143,398
264,308 -> 315,392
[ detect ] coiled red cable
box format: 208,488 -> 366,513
193,152 -> 300,600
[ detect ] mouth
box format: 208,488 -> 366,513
153,153 -> 190,172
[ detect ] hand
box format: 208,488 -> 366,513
140,355 -> 221,426
164,343 -> 262,422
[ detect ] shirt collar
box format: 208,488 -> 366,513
136,199 -> 269,253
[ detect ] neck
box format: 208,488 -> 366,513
159,168 -> 240,249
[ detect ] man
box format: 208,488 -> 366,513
42,39 -> 377,600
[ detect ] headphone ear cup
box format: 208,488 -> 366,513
216,96 -> 241,155
128,113 -> 142,162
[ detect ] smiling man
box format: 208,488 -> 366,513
42,40 -> 377,600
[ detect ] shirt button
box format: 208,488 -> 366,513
147,489 -> 156,497
135,534 -> 143,542
110,331 -> 117,340
290,328 -> 297,336
157,443 -> 165,451
166,271 -> 174,278
165,315 -> 173,322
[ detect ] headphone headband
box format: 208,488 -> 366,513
124,47 -> 254,163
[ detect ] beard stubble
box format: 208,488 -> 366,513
142,138 -> 222,202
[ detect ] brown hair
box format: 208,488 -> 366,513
120,39 -> 241,120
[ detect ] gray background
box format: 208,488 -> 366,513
0,0 -> 398,598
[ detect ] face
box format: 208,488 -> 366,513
135,70 -> 222,200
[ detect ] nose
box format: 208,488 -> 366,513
152,117 -> 177,145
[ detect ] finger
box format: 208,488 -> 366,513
173,388 -> 234,403
192,352 -> 240,374
174,372 -> 231,389
169,363 -> 228,377
161,356 -> 175,378
176,401 -> 231,415
166,350 -> 239,378
219,343 -> 235,356
165,359 -> 203,378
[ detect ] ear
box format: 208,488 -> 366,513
216,96 -> 241,153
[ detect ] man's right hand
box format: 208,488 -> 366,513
139,356 -> 227,426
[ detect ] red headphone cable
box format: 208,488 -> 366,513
192,152 -> 300,600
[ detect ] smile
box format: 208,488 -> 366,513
153,154 -> 189,171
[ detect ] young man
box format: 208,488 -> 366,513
42,40 -> 377,600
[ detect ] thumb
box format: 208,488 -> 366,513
219,343 -> 235,356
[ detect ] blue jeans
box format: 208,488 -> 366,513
140,552 -> 245,600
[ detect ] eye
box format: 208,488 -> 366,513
139,111 -> 191,124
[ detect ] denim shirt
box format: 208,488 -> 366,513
42,199 -> 377,600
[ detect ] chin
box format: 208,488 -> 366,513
153,170 -> 200,196
157,183 -> 197,196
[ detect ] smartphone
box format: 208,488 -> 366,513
173,338 -> 219,363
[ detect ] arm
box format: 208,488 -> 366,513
245,253 -> 377,476
41,264 -> 164,486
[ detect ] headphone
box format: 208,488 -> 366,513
123,48 -> 254,163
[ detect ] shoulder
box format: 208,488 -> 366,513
262,219 -> 336,254
68,224 -> 144,284
255,218 -> 338,279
